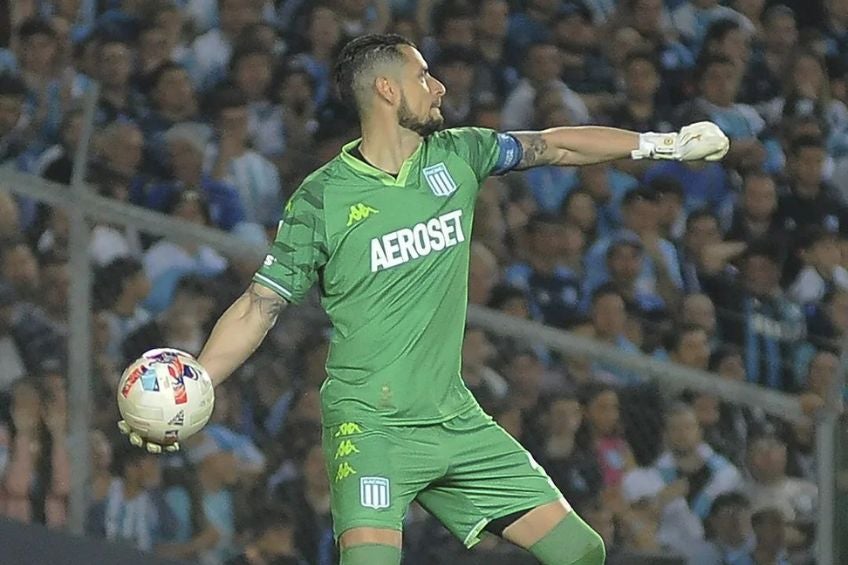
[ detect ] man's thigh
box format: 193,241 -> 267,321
416,406 -> 564,548
322,420 -> 444,540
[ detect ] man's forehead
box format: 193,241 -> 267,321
399,45 -> 428,70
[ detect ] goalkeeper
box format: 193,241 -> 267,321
121,34 -> 729,564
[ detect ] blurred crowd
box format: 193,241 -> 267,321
0,0 -> 845,563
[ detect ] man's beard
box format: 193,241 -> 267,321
397,92 -> 443,137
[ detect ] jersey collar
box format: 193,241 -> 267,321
340,138 -> 422,187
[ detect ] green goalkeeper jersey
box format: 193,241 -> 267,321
253,127 -> 521,427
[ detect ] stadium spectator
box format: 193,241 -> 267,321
141,62 -> 200,170
205,85 -> 282,228
86,442 -> 172,552
0,73 -> 31,166
688,491 -> 754,565
141,122 -> 247,232
788,226 -> 848,307
0,237 -> 40,300
747,507 -> 791,565
289,5 -> 342,108
505,213 -> 582,328
702,240 -> 806,392
190,0 -> 262,91
229,43 -> 283,159
461,326 -> 508,413
666,324 -> 711,369
122,274 -> 215,363
606,50 -> 673,134
577,383 -> 636,489
776,135 -> 847,243
160,432 -> 243,564
742,5 -> 799,106
94,257 -> 151,363
653,403 -> 743,525
226,505 -> 308,565
627,0 -> 695,104
584,284 -> 643,386
0,379 -> 69,528
670,0 -> 752,50
744,431 -> 817,529
535,393 -> 603,508
501,41 -> 590,130
473,0 -> 515,100
274,443 -> 335,564
725,171 -> 785,244
681,293 -> 719,347
584,187 -> 683,312
468,241 -> 499,306
94,37 -> 141,125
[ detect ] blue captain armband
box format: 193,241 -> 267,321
492,132 -> 523,175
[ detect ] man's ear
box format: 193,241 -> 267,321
374,75 -> 398,106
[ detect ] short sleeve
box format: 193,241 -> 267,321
252,184 -> 328,304
440,127 -> 522,180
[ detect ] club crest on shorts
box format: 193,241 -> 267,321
360,476 -> 390,509
423,163 -> 457,196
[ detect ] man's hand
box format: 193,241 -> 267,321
117,420 -> 180,454
632,122 -> 730,162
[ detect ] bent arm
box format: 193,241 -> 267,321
509,127 -> 639,169
197,282 -> 287,387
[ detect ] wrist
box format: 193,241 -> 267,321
633,132 -> 677,160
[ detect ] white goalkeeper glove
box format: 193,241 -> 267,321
118,420 -> 180,454
632,121 -> 730,162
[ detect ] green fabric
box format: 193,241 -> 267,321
253,127 -> 504,428
528,512 -> 606,565
339,543 -> 402,565
324,405 -> 561,544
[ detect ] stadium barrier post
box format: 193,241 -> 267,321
67,83 -> 99,536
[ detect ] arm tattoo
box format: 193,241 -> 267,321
246,283 -> 286,327
513,133 -> 549,170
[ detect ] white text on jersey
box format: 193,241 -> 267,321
370,209 -> 464,272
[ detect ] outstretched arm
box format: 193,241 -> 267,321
197,282 -> 287,387
508,122 -> 729,169
509,127 -> 639,168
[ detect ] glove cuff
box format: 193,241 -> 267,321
633,132 -> 678,160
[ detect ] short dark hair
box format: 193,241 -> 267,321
590,281 -> 622,307
704,18 -> 743,47
206,84 -> 248,117
93,257 -> 144,309
623,49 -> 659,72
663,323 -> 706,353
696,54 -> 734,82
17,18 -> 56,40
789,134 -> 825,157
685,207 -> 719,231
334,34 -> 416,115
147,61 -> 187,94
0,74 -> 27,99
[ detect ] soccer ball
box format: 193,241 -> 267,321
117,348 -> 215,446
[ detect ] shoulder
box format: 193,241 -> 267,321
429,127 -> 498,148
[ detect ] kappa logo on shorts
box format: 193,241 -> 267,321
360,476 -> 390,509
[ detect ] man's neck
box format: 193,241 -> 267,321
359,118 -> 422,175
102,85 -> 128,106
160,106 -> 194,123
627,99 -> 654,117
753,547 -> 779,564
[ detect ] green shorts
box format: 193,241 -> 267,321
322,404 -> 564,547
